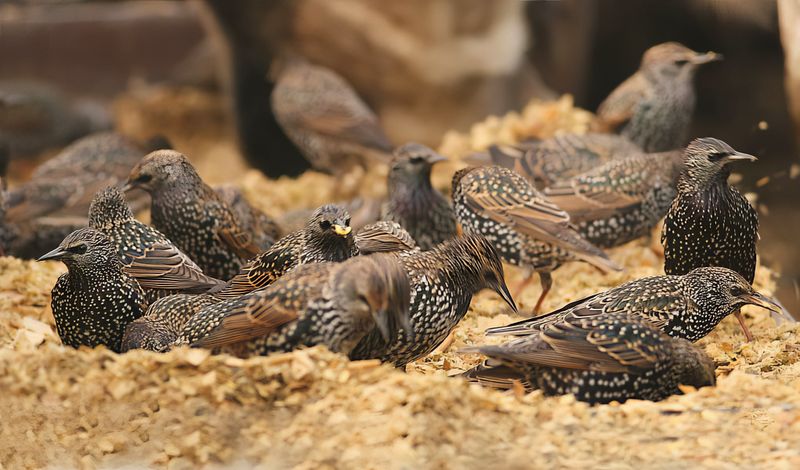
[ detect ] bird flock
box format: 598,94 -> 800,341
2,42 -> 788,406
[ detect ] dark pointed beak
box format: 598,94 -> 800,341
691,51 -> 722,64
37,246 -> 68,261
495,279 -> 518,313
743,291 -> 782,314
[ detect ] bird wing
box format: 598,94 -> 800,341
191,264 -> 329,348
483,315 -> 662,374
543,154 -> 657,221
596,72 -> 650,131
123,241 -> 224,292
217,234 -> 300,298
217,221 -> 263,260
463,183 -> 618,272
355,221 -> 417,254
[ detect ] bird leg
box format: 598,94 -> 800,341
734,309 -> 754,342
532,272 -> 553,316
512,270 -> 535,305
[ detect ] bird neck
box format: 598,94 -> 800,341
437,243 -> 485,293
389,172 -> 437,203
678,165 -> 732,195
304,232 -> 355,262
64,257 -> 125,290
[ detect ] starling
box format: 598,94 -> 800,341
88,187 -> 225,301
37,228 -> 147,352
271,57 -> 393,173
354,220 -> 417,254
180,254 -> 412,357
463,312 -> 716,404
596,42 -> 721,152
452,165 -> 621,314
0,142 -> 9,255
662,138 -> 759,285
215,184 -> 282,250
486,267 -> 781,343
381,143 -> 458,250
121,293 -> 219,353
349,234 -> 518,368
124,150 -> 262,280
218,204 -> 358,298
543,150 -> 684,248
482,133 -> 643,188
5,132 -> 146,222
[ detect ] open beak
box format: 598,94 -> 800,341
725,151 -> 758,163
37,246 -> 68,262
495,279 -> 518,314
333,225 -> 352,236
690,51 -> 722,65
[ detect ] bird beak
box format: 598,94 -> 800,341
742,291 -> 782,314
333,225 -> 352,236
690,51 -> 722,64
120,181 -> 134,193
375,310 -> 394,343
494,279 -> 518,313
424,153 -> 448,165
37,246 -> 68,261
725,152 -> 758,162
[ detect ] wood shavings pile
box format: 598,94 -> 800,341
3,93 -> 800,468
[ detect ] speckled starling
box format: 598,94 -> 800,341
215,184 -> 282,250
5,132 -> 146,221
381,143 -> 457,250
597,42 -> 721,152
349,234 -> 518,368
354,220 -> 417,254
88,187 -> 224,301
180,254 -> 411,357
121,293 -> 219,353
452,165 -> 621,314
271,57 -> 393,173
124,150 -> 262,280
482,133 -> 642,188
464,312 -> 716,404
218,204 -> 358,298
0,142 -> 9,255
37,228 -> 147,352
662,138 -> 759,285
486,267 -> 780,343
544,150 -> 684,248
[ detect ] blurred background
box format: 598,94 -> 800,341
1,0 -> 798,310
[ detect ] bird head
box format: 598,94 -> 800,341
670,337 -> 717,389
121,317 -> 176,353
37,227 -> 118,269
88,186 -> 135,228
684,267 -> 780,341
680,137 -> 757,191
336,254 -> 412,344
448,234 -> 517,313
389,142 -> 447,190
308,204 -> 354,243
641,42 -> 721,81
123,150 -> 199,194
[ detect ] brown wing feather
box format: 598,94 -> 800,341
123,241 -> 224,292
596,72 -> 650,131
192,295 -> 299,348
217,224 -> 262,260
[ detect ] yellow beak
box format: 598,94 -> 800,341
333,225 -> 352,236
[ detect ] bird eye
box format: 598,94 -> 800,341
136,174 -> 153,183
68,244 -> 88,254
730,286 -> 745,297
320,220 -> 332,230
708,152 -> 727,162
674,59 -> 689,66
410,156 -> 425,164
345,217 -> 351,226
